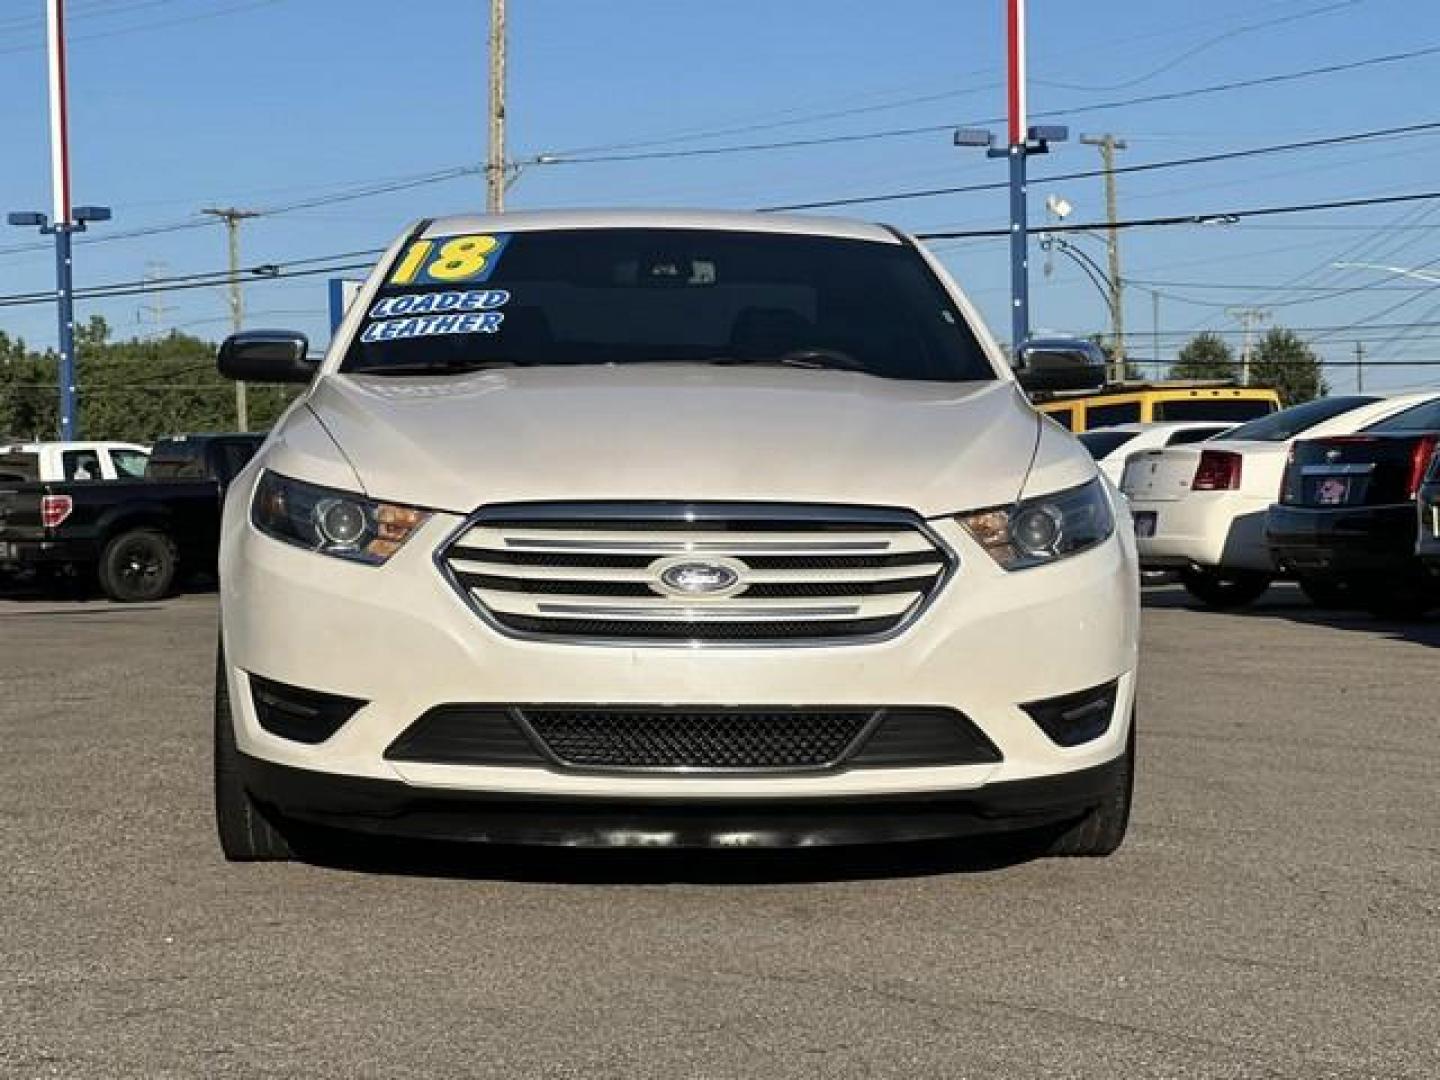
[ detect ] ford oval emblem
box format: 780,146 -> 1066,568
658,561 -> 741,595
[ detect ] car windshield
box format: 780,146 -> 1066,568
341,227 -> 994,383
1216,395 -> 1378,442
1078,430 -> 1138,459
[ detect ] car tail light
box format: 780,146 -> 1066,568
1407,435 -> 1439,499
40,494 -> 73,528
1192,449 -> 1242,491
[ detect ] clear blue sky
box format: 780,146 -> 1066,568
2,0 -> 1440,391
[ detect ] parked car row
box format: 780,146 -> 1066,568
1117,392 -> 1440,617
0,432 -> 263,601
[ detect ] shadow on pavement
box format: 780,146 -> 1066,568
1143,582 -> 1440,647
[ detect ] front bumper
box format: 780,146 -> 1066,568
220,497 -> 1138,809
1266,503 -> 1419,576
238,749 -> 1126,847
1129,491 -> 1274,572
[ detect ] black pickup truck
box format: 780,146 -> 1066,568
0,433 -> 263,602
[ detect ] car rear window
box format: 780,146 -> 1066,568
145,441 -> 205,479
1078,430 -> 1138,459
1156,398 -> 1275,422
1364,397 -> 1440,434
1216,395 -> 1377,442
1084,401 -> 1142,428
342,228 -> 994,383
1165,426 -> 1229,446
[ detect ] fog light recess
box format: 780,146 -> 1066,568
249,675 -> 366,744
1021,680 -> 1119,747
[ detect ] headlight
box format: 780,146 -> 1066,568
957,477 -> 1114,570
251,471 -> 429,565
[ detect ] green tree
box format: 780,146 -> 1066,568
1249,328 -> 1328,405
0,318 -> 301,441
1171,332 -> 1238,381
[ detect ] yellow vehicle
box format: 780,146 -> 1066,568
1036,384 -> 1282,432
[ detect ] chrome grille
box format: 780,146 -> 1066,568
437,503 -> 955,645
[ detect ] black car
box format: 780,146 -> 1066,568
0,432 -> 262,601
1417,448 -> 1440,573
1267,396 -> 1440,617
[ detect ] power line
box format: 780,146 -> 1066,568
763,119 -> 1440,212
914,188 -> 1440,240
546,44 -> 1440,166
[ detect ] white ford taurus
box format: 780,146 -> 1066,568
212,210 -> 1138,861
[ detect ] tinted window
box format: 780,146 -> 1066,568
1165,426 -> 1230,445
1085,401 -> 1142,428
111,449 -> 149,478
145,441 -> 205,479
1078,430 -> 1139,459
0,452 -> 38,482
215,439 -> 262,482
62,450 -> 102,480
1217,395 -> 1378,442
1365,397 -> 1440,434
1044,406 -> 1077,431
343,228 -> 994,383
1157,398 -> 1275,422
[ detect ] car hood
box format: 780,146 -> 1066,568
301,364 -> 1042,518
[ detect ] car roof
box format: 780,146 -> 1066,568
417,208 -> 900,245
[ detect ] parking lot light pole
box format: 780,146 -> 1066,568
8,205 -> 110,440
7,0 -> 111,441
954,0 -> 1066,356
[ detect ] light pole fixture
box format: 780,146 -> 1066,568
7,203 -> 111,440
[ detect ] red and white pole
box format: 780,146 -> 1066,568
46,0 -> 73,226
1005,0 -> 1031,350
46,0 -> 81,438
1007,0 -> 1027,148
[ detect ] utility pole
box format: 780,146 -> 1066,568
487,0 -> 507,213
1151,289 -> 1161,380
1354,341 -> 1365,393
201,207 -> 260,431
1080,133 -> 1127,381
1227,307 -> 1271,386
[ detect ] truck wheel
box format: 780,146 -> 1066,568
1045,722 -> 1135,858
214,646 -> 295,862
1179,567 -> 1271,610
98,528 -> 176,602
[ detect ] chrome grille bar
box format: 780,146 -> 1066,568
436,503 -> 955,647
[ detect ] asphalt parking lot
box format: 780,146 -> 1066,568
2,585 -> 1437,1079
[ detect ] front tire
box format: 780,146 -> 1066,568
214,646 -> 295,862
1045,722 -> 1134,858
98,527 -> 176,602
1179,567 -> 1271,610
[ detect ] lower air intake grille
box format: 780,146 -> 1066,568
383,705 -> 1002,775
525,708 -> 871,772
437,502 -> 954,646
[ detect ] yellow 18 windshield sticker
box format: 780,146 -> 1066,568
388,233 -> 509,286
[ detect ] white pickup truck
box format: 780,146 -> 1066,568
0,441 -> 150,483
209,209 -> 1139,864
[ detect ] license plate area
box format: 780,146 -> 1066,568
1310,477 -> 1352,506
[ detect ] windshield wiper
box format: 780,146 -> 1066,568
350,359 -> 529,377
698,349 -> 868,373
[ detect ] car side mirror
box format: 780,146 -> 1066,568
1015,338 -> 1108,394
218,330 -> 317,384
